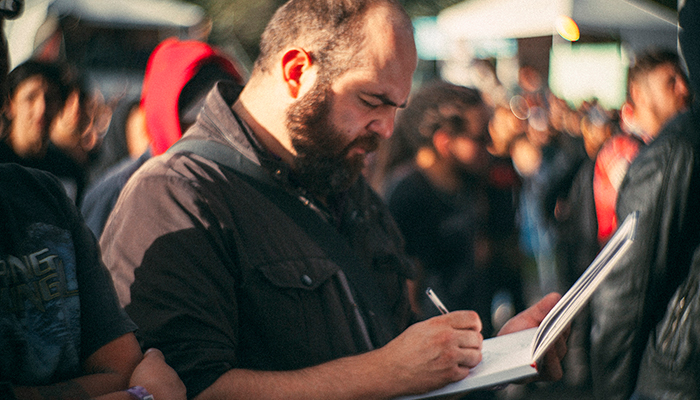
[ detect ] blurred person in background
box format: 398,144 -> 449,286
87,96 -> 147,183
510,98 -> 587,299
50,68 -> 106,168
590,1 -> 700,398
385,82 -> 526,353
622,49 -> 691,144
487,104 -> 526,160
0,3 -> 186,399
594,49 -> 690,246
46,65 -> 111,205
50,66 -> 111,174
557,101 -> 616,286
0,59 -> 108,205
80,37 -> 244,238
0,59 -> 66,162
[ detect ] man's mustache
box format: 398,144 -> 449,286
342,132 -> 381,156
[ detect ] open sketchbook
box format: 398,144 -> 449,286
398,211 -> 639,400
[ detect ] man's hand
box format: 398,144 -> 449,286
497,292 -> 569,381
130,348 -> 187,400
373,310 -> 484,395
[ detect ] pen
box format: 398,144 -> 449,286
426,287 -> 449,315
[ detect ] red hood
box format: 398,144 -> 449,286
141,38 -> 243,156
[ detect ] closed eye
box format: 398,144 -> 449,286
360,96 -> 382,109
360,92 -> 407,110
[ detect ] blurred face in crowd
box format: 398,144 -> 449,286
488,106 -> 526,157
51,89 -> 110,165
581,117 -> 611,159
287,3 -> 416,197
631,63 -> 690,138
7,74 -> 60,158
450,104 -> 491,174
644,63 -> 690,125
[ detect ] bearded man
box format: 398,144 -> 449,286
100,1 -> 566,399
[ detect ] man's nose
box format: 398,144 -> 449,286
676,76 -> 690,99
368,109 -> 396,140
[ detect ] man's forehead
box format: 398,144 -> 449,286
333,61 -> 412,107
353,38 -> 415,102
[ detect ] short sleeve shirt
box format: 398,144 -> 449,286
0,164 -> 136,386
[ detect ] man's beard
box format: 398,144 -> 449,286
286,80 -> 380,198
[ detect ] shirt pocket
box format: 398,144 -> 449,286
255,258 -> 339,291
238,258 -> 347,369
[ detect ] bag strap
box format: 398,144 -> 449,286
168,139 -> 396,344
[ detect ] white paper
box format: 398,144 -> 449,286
396,211 -> 639,400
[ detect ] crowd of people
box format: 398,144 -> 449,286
1,0 -> 699,399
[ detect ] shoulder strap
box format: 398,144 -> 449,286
168,139 -> 397,344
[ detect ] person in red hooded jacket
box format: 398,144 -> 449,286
80,38 -> 244,238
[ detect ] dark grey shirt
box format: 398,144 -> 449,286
101,81 -> 415,399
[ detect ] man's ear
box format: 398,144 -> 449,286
281,48 -> 313,99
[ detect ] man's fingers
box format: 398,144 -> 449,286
554,335 -> 568,360
540,348 -> 564,381
143,348 -> 165,360
456,329 -> 483,350
498,292 -> 563,336
442,310 -> 483,333
529,292 -> 562,323
456,347 -> 483,370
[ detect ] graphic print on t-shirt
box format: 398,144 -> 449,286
0,222 -> 81,386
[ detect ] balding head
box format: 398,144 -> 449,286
254,0 -> 413,82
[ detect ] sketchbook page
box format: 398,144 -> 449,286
531,211 -> 639,362
396,328 -> 538,400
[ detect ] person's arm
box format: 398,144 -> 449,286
121,348 -> 187,400
195,310 -> 483,400
12,333 -> 142,400
92,348 -> 187,400
194,294 -> 566,400
12,342 -> 186,400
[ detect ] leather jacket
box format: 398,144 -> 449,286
590,103 -> 700,400
635,246 -> 700,400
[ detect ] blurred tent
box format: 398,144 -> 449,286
46,0 -> 204,28
6,0 -> 205,69
438,0 -> 677,51
5,0 -> 214,99
436,0 -> 678,108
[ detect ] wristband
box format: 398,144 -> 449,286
0,382 -> 17,400
125,386 -> 155,400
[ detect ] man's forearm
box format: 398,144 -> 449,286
13,373 -> 129,400
194,310 -> 486,400
194,350 -> 398,400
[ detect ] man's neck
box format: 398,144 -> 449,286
232,82 -> 296,166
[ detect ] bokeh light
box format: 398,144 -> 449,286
556,15 -> 580,42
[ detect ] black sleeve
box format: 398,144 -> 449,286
102,171 -> 241,399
